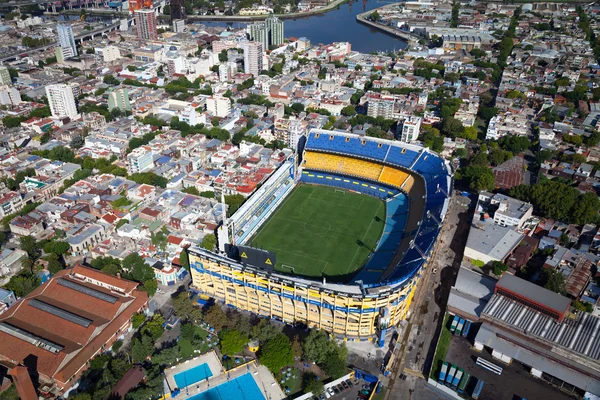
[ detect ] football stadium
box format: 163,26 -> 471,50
188,129 -> 453,343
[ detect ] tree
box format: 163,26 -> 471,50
47,257 -> 63,275
251,319 -> 279,343
131,335 -> 153,363
441,117 -> 464,137
491,261 -> 509,276
132,313 -> 146,329
172,292 -> 202,322
220,330 -> 248,356
543,269 -> 566,294
461,126 -> 478,140
5,273 -> 40,297
204,304 -> 228,331
258,334 -> 294,373
180,249 -> 190,271
142,278 -> 158,297
340,105 -> 356,117
303,372 -> 324,395
292,335 -> 303,359
200,234 -> 217,251
182,186 -> 201,196
302,329 -> 331,364
322,353 -> 347,379
142,314 -> 165,340
150,229 -> 168,253
291,103 -> 305,114
19,236 -> 39,259
43,241 -> 70,256
460,166 -> 495,192
103,74 -> 119,85
124,253 -> 153,282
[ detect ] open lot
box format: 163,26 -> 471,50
249,184 -> 386,279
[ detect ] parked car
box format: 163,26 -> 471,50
346,380 -> 353,387
342,381 -> 349,389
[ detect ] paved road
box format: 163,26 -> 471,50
386,193 -> 474,400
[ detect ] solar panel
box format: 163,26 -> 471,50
29,299 -> 92,328
57,278 -> 118,304
0,322 -> 63,354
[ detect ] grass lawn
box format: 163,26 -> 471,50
178,327 -> 213,359
277,367 -> 302,397
249,184 -> 385,280
429,314 -> 453,380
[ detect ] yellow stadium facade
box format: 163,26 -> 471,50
188,248 -> 423,339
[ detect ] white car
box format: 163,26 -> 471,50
324,390 -> 331,399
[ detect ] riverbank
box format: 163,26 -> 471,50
356,6 -> 420,46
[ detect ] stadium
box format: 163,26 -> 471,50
188,129 -> 453,344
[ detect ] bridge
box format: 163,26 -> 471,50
0,17 -> 134,62
0,0 -> 166,13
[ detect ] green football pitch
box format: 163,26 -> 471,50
249,184 -> 385,280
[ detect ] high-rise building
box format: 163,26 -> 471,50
243,41 -> 263,77
0,86 -> 22,106
170,0 -> 186,22
46,84 -> 78,119
107,88 -> 131,112
127,147 -> 154,174
57,24 -> 78,58
399,116 -> 422,142
206,95 -> 232,118
134,9 -> 158,41
172,19 -> 185,33
0,67 -> 12,86
102,45 -> 121,62
248,15 -> 284,50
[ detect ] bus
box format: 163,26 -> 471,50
450,315 -> 459,333
439,361 -> 448,384
476,357 -> 503,375
462,320 -> 472,337
452,368 -> 464,390
446,364 -> 457,387
456,319 -> 465,336
472,379 -> 485,399
458,371 -> 471,394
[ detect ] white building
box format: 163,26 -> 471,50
127,147 -> 154,174
206,95 -> 231,118
243,41 -> 264,77
57,24 -> 78,58
0,67 -> 11,86
46,84 -> 79,119
173,19 -> 185,33
399,116 -> 422,142
0,86 -> 22,106
102,45 -> 121,62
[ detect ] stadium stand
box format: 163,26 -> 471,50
306,132 -> 390,161
378,166 -> 410,188
303,151 -> 383,181
231,161 -> 295,245
384,145 -> 421,169
300,170 -> 398,200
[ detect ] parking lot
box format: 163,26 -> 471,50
444,327 -> 577,400
309,378 -> 377,400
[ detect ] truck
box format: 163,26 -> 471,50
458,371 -> 471,394
439,361 -> 448,384
446,364 -> 457,387
462,320 -> 472,337
472,379 -> 485,399
450,315 -> 459,333
452,368 -> 464,390
455,318 -> 465,336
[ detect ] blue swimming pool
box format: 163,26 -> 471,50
188,373 -> 265,400
174,363 -> 213,389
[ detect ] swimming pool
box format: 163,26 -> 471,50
188,373 -> 265,400
174,363 -> 213,389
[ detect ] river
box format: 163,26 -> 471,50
53,0 -> 407,53
192,0 -> 407,53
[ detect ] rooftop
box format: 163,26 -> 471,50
496,273 -> 571,316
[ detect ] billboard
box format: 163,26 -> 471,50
225,244 -> 276,273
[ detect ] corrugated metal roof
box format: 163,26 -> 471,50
483,293 -> 600,361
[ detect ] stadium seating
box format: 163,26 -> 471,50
378,166 -> 409,188
306,131 -> 390,161
384,146 -> 420,169
401,176 -> 415,194
303,151 -> 383,182
300,170 -> 398,200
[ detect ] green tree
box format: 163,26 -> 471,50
142,279 -> 158,297
258,334 -> 294,373
142,314 -> 165,340
340,105 -> 356,117
220,330 -> 248,355
124,253 -> 153,282
251,319 -> 279,343
5,273 -> 40,297
303,372 -> 324,395
180,249 -> 190,271
132,312 -> 146,329
182,186 -> 201,196
225,194 -> 245,217
172,292 -> 202,322
131,335 -> 153,363
47,257 -> 63,275
43,241 -> 70,256
461,166 -> 495,191
19,236 -> 39,259
322,352 -> 347,379
200,234 -> 217,251
103,74 -> 120,85
491,261 -> 509,276
302,329 -> 331,364
204,304 -> 228,331
291,103 -> 305,114
543,269 -> 566,294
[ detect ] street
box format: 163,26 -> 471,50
386,193 -> 474,400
